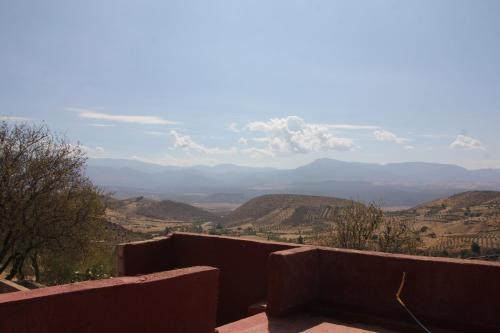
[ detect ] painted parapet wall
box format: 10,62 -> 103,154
267,247 -> 320,317
117,236 -> 174,276
170,233 -> 295,325
0,266 -> 219,333
317,248 -> 500,332
266,245 -> 500,332
118,233 -> 296,325
117,233 -> 500,331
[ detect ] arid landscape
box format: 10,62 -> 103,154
393,191 -> 500,256
90,158 -> 500,257
104,196 -> 221,234
105,190 -> 500,259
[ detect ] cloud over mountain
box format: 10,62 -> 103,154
170,130 -> 210,153
247,116 -> 353,154
373,130 -> 408,145
450,134 -> 485,150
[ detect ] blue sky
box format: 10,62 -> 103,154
1,0 -> 499,169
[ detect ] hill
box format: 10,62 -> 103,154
107,196 -> 220,222
222,194 -> 352,226
385,191 -> 500,253
221,191 -> 500,255
104,196 -> 221,234
136,199 -> 220,222
102,219 -> 148,243
412,191 -> 500,215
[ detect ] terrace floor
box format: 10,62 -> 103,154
217,312 -> 403,333
216,312 -> 460,333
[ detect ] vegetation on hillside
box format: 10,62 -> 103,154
212,192 -> 500,259
222,194 -> 352,226
136,199 -> 219,222
0,121 -> 142,285
104,191 -> 500,261
313,201 -> 422,254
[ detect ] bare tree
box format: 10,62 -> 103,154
324,201 -> 421,254
377,217 -> 421,254
0,121 -> 105,281
328,201 -> 383,250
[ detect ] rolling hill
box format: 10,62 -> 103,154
391,191 -> 500,254
382,191 -> 500,249
106,196 -> 221,223
222,194 -> 352,226
412,191 -> 500,215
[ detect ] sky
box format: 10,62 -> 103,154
1,0 -> 499,169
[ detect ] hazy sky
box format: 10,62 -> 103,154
1,0 -> 499,169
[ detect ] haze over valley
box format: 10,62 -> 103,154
87,157 -> 500,209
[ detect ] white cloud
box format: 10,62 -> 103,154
170,130 -> 208,153
238,137 -> 248,145
0,115 -> 31,122
246,116 -> 353,154
90,123 -> 115,128
449,134 -> 485,150
326,124 -> 380,130
373,130 -> 408,145
170,130 -> 237,155
68,108 -> 176,125
417,133 -> 454,139
70,144 -> 107,157
229,122 -> 240,133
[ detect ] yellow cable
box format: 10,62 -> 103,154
395,272 -> 432,333
396,271 -> 406,306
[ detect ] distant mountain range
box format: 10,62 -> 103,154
86,158 -> 500,207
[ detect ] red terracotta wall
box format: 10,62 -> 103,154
169,233 -> 295,325
317,248 -> 500,332
117,233 -> 294,325
117,236 -> 174,276
118,233 -> 297,325
267,247 -> 319,316
0,266 -> 219,333
116,233 -> 500,332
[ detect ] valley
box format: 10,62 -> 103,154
106,191 -> 500,259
